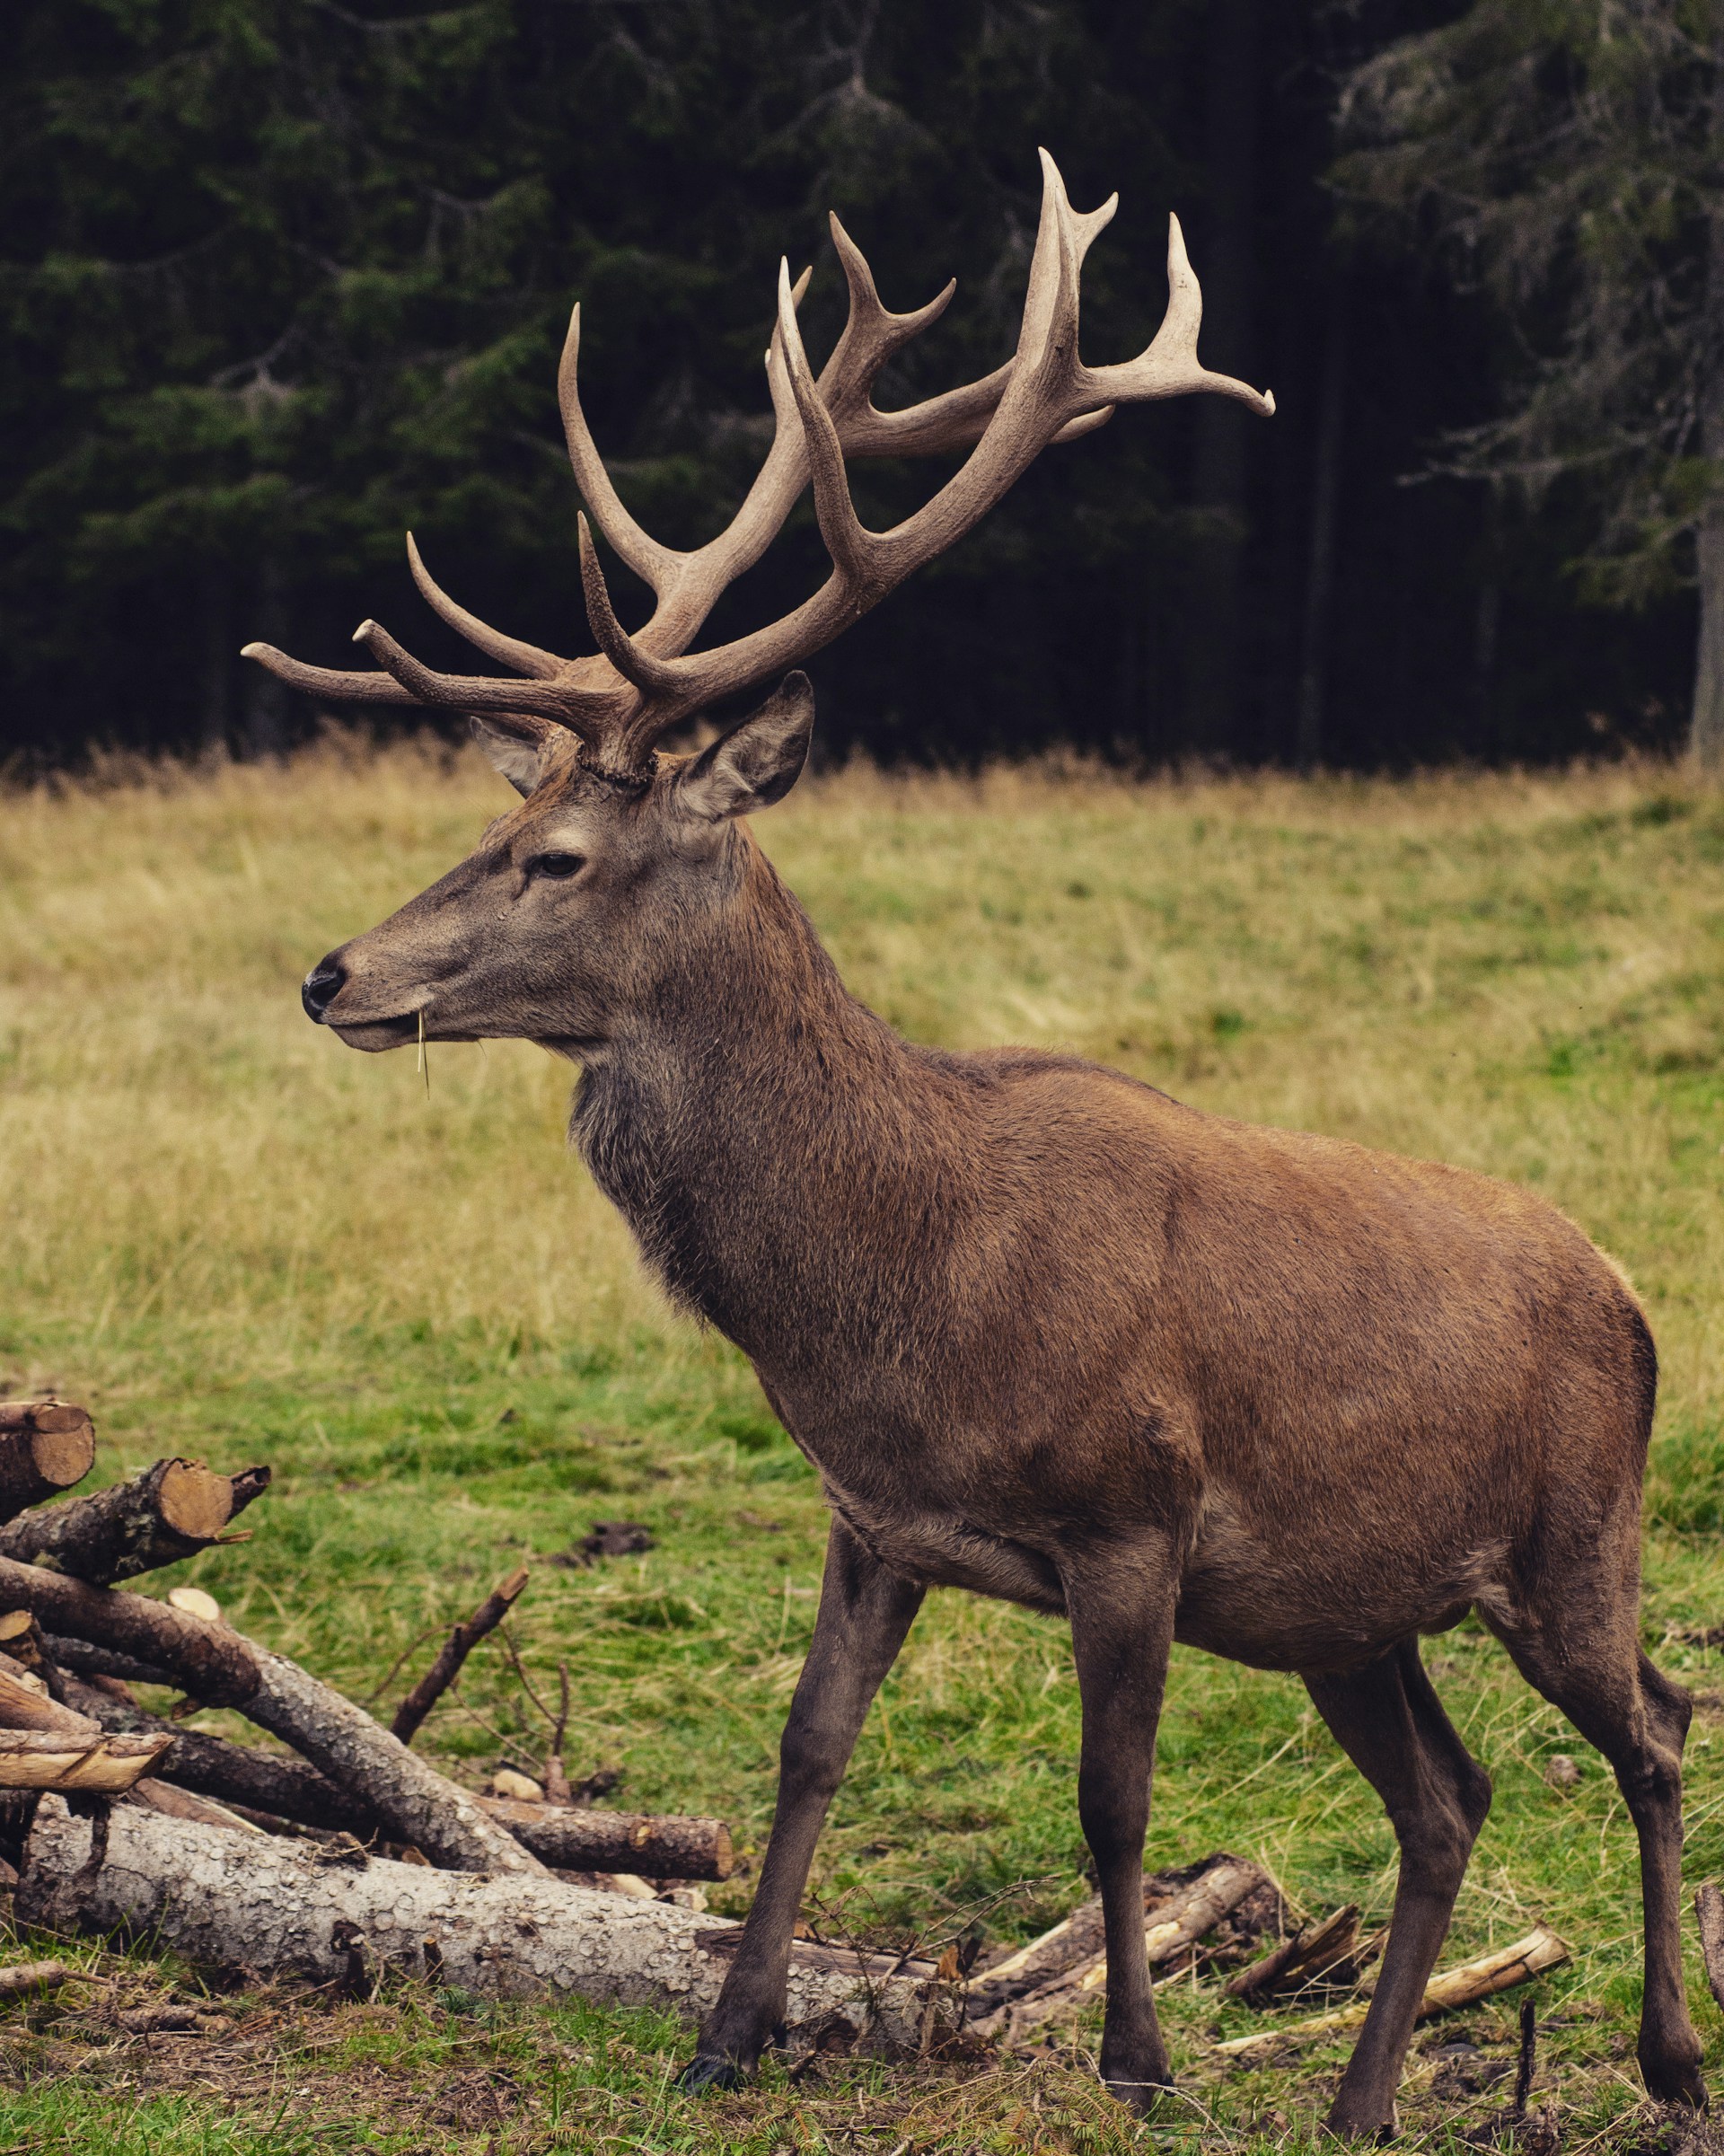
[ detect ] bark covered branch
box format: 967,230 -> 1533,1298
0,1560 -> 257,1703
0,1459 -> 268,1582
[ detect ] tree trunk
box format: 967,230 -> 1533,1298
1187,0 -> 1262,757
18,1797 -> 932,2046
1296,278 -> 1349,770
1693,22 -> 1724,768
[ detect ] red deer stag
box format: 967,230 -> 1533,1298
247,154 -> 1703,2133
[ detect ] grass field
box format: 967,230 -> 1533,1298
0,744 -> 1720,2152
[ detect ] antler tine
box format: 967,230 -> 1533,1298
774,259 -> 881,594
559,305 -> 680,596
350,620 -> 612,740
405,534 -> 568,682
576,515 -> 685,698
1078,212 -> 1275,416
823,215 -> 956,398
615,151 -> 1272,755
241,641 -> 422,707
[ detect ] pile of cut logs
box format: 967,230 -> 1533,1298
0,1399 -> 1573,2060
0,1399 -> 937,2049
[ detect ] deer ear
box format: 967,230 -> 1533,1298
673,674 -> 814,823
470,716 -> 545,798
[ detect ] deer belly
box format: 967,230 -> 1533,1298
823,1487 -> 1067,1615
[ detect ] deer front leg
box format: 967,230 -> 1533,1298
679,1517 -> 923,2092
1063,1536 -> 1181,2114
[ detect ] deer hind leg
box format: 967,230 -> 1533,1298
1305,1639 -> 1493,2139
679,1518 -> 923,2093
1062,1536 -> 1182,2114
1491,1606 -> 1705,2108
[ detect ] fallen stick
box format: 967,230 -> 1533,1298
391,1565 -> 530,1743
1212,1925 -> 1570,2055
127,1778 -> 265,1835
41,1617 -> 540,1874
969,1856 -> 1268,2038
60,1674 -> 734,1879
0,1562 -> 257,1705
18,1797 -> 929,2047
1696,1883 -> 1724,2014
0,1404 -> 95,1526
1226,1904 -> 1360,2002
58,1672 -> 377,1832
0,1460 -> 269,1584
0,1961 -> 77,2001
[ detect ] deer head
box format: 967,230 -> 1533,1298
257,153 -> 1271,1050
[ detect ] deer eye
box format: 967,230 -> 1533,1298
530,851 -> 585,881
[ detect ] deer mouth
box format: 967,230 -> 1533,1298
327,1013 -> 423,1053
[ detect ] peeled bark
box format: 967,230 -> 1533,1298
237,1641 -> 543,1876
19,1798 -> 929,2047
0,1562 -> 256,1704
0,1404 -> 95,1526
0,1665 -> 87,1735
0,1729 -> 168,1791
0,1459 -> 268,1583
478,1798 -> 732,1881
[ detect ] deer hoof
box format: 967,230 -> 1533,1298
677,2052 -> 749,2095
1642,2058 -> 1708,2110
1100,2070 -> 1172,2116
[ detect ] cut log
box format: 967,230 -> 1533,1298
1212,1925 -> 1570,2056
476,1798 -> 734,1881
0,1459 -> 268,1584
0,1562 -> 257,1705
391,1564 -> 530,1743
0,1729 -> 169,1792
0,1403 -> 95,1526
19,1797 -> 930,2049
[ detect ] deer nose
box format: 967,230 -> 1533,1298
302,955 -> 347,1023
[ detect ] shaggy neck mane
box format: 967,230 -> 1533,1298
569,842 -> 968,1367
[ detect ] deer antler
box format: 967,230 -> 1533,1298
243,152 -> 1271,779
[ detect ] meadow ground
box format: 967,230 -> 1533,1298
0,744 -> 1719,2153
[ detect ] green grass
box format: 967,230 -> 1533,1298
0,747 -> 1720,2150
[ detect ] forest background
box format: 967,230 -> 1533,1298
6,0 -> 1723,773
